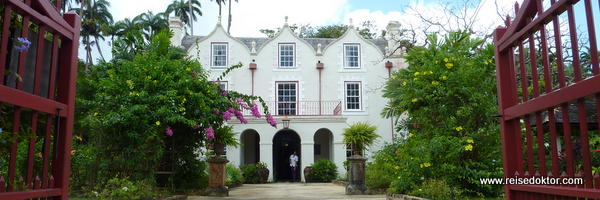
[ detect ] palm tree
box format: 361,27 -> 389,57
212,0 -> 226,17
134,11 -> 169,40
56,0 -> 81,14
74,0 -> 114,65
109,18 -> 140,40
165,0 -> 202,34
226,0 -> 238,34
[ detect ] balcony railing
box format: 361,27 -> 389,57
243,101 -> 342,116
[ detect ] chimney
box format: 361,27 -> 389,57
384,21 -> 403,58
169,17 -> 184,47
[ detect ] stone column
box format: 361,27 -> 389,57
301,141 -> 315,182
345,155 -> 369,195
205,158 -> 229,196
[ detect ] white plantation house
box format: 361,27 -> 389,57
169,16 -> 406,182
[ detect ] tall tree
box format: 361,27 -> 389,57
226,0 -> 238,34
381,31 -> 501,196
109,18 -> 140,40
166,0 -> 202,34
259,22 -> 379,39
211,0 -> 226,17
134,11 -> 169,40
74,0 -> 113,65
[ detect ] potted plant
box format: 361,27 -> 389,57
342,121 -> 380,156
256,161 -> 269,183
209,125 -> 241,158
342,121 -> 380,195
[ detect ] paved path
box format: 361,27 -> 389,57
187,182 -> 386,200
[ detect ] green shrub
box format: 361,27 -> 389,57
93,176 -> 157,200
226,163 -> 243,185
172,155 -> 208,189
407,179 -> 461,200
311,159 -> 338,182
366,161 -> 395,188
240,164 -> 260,183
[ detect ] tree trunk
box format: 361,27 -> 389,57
94,37 -> 105,62
227,0 -> 232,34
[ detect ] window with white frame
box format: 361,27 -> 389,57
218,81 -> 228,90
276,82 -> 297,115
344,44 -> 360,68
279,43 -> 295,67
345,82 -> 361,110
212,43 -> 227,67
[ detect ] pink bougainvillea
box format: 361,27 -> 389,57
250,102 -> 262,118
206,127 -> 215,140
166,126 -> 173,137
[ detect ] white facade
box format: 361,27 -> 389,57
170,17 -> 406,182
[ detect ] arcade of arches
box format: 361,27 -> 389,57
239,128 -> 334,182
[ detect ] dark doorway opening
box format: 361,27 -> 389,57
273,130 -> 301,182
241,130 -> 260,165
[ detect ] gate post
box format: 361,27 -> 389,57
50,11 -> 80,200
494,26 -> 519,200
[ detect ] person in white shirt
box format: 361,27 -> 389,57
289,151 -> 299,182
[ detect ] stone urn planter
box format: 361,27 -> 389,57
258,167 -> 269,183
304,166 -> 313,183
341,121 -> 380,195
213,142 -> 225,158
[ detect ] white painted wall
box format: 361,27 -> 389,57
171,18 -> 407,182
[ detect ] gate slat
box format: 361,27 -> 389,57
0,0 -> 80,199
494,0 -> 600,198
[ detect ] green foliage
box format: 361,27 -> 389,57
260,21 -> 380,39
0,107 -> 37,150
342,121 -> 380,154
381,31 -> 502,197
75,29 -> 273,190
93,176 -> 157,200
171,148 -> 208,189
366,142 -> 400,188
256,161 -> 268,168
226,164 -> 244,186
311,159 -> 338,182
213,125 -> 240,147
240,164 -> 260,183
407,179 -> 461,200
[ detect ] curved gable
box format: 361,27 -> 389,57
193,23 -> 252,54
321,24 -> 384,56
256,23 -> 317,55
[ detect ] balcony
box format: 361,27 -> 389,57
243,101 -> 342,116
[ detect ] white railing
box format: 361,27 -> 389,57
243,101 -> 342,116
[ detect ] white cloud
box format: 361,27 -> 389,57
80,0 -> 524,63
341,0 -> 523,44
225,0 -> 349,37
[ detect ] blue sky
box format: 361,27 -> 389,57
83,0 -> 521,62
346,0 -> 405,14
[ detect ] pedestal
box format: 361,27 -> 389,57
205,158 -> 229,197
345,155 -> 369,195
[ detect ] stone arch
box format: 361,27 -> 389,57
272,129 -> 301,181
240,129 -> 260,165
313,128 -> 334,162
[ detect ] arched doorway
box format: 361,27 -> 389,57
241,129 -> 260,165
273,130 -> 301,182
314,128 -> 333,162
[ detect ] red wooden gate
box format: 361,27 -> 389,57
495,0 -> 600,199
0,0 -> 80,199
